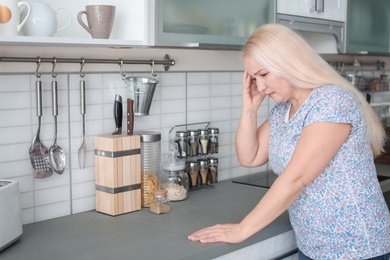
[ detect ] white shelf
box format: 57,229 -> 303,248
0,36 -> 145,48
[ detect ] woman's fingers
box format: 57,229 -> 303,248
188,224 -> 244,244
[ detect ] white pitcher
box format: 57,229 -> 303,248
22,0 -> 72,37
0,0 -> 31,36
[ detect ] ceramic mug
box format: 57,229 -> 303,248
0,0 -> 31,36
77,5 -> 116,39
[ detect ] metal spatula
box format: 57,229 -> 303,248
29,77 -> 53,178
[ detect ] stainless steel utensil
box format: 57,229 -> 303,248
124,76 -> 159,116
29,76 -> 53,178
78,77 -> 87,170
49,74 -> 66,174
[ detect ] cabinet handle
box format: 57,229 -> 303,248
311,0 -> 324,13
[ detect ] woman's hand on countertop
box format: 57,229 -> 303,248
187,223 -> 245,244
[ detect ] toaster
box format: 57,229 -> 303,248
0,179 -> 23,252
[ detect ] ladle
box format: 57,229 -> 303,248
49,58 -> 66,174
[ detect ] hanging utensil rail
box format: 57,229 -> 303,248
0,54 -> 175,71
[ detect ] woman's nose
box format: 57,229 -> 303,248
256,82 -> 266,92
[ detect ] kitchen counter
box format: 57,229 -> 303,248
0,181 -> 293,260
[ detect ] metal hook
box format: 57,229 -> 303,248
151,59 -> 157,78
35,56 -> 42,79
79,57 -> 85,78
51,57 -> 57,79
119,59 -> 126,80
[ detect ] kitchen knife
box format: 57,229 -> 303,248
112,94 -> 122,135
127,98 -> 134,135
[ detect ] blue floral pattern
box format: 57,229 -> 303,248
268,86 -> 390,259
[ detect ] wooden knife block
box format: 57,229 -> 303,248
95,134 -> 141,216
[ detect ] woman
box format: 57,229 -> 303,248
188,24 -> 390,259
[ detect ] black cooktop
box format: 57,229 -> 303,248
232,170 -> 277,189
232,170 -> 390,189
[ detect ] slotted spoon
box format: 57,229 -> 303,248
29,77 -> 53,178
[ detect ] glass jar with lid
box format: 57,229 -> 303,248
187,160 -> 199,188
150,189 -> 170,215
198,129 -> 209,155
197,158 -> 209,186
135,131 -> 161,207
208,128 -> 219,154
160,150 -> 189,201
187,129 -> 198,157
175,130 -> 188,158
208,157 -> 218,183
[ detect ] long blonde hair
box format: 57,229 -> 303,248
242,23 -> 385,156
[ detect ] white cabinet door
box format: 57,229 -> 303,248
277,0 -> 347,22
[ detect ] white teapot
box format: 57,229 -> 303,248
22,0 -> 71,37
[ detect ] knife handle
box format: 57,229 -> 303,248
112,94 -> 122,135
127,98 -> 134,135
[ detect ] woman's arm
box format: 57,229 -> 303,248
188,121 -> 352,243
235,71 -> 270,167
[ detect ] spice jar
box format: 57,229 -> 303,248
175,131 -> 188,158
208,128 -> 219,154
198,129 -> 209,155
187,160 -> 199,188
208,157 -> 218,184
135,131 -> 161,207
198,158 -> 209,186
187,129 -> 198,157
160,150 -> 189,201
150,189 -> 170,215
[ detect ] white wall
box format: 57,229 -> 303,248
0,70 -> 271,224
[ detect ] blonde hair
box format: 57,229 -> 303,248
242,23 -> 385,156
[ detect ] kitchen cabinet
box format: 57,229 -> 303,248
277,0 -> 347,22
148,0 -> 276,49
346,0 -> 390,54
275,0 -> 346,53
0,0 -> 147,48
0,0 -> 275,52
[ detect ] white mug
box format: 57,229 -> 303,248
0,0 -> 31,36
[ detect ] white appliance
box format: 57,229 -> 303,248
0,179 -> 23,252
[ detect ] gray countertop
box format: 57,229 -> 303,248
0,181 -> 292,260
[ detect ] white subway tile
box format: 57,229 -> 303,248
35,201 -> 71,222
34,185 -> 70,206
161,99 -> 186,114
210,96 -> 231,109
210,72 -> 231,84
187,84 -> 210,98
187,72 -> 209,85
21,207 -> 35,225
0,75 -> 30,92
161,86 -> 186,100
0,109 -> 31,127
187,97 -> 210,111
160,72 -> 186,86
72,196 -> 96,214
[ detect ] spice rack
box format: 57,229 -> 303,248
168,122 -> 219,192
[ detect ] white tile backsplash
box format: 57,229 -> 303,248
0,71 -> 272,224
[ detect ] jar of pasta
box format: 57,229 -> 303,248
135,131 -> 161,207
160,150 -> 188,201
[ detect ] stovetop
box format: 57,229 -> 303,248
231,170 -> 277,189
232,170 -> 390,189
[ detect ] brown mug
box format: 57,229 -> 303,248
77,5 -> 115,39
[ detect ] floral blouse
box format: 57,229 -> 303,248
268,85 -> 390,259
